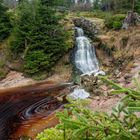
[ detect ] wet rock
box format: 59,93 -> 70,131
73,18 -> 98,39
100,85 -> 108,91
117,77 -> 125,83
124,74 -> 132,80
94,96 -> 100,100
81,75 -> 98,89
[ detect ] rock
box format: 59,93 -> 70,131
117,77 -> 125,83
93,89 -> 102,96
94,96 -> 100,100
100,85 -> 108,91
103,91 -> 108,97
124,74 -> 132,80
73,18 -> 98,39
114,69 -> 120,76
116,72 -> 122,78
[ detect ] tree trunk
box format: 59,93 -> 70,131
132,0 -> 135,12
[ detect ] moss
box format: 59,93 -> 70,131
113,21 -> 122,30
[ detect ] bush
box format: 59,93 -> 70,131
105,14 -> 125,30
36,128 -> 64,140
36,77 -> 140,140
112,21 -> 122,29
24,50 -> 50,75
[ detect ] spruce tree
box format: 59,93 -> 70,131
0,0 -> 11,41
10,0 -> 68,76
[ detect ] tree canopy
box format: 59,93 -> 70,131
10,0 -> 69,76
0,0 -> 12,41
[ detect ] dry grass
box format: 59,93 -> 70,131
97,24 -> 140,71
47,53 -> 72,83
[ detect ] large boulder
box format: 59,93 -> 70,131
73,17 -> 98,39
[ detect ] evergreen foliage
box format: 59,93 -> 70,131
10,0 -> 68,76
0,0 -> 11,41
36,78 -> 140,140
94,0 -> 140,14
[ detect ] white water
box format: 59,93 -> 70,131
69,27 -> 105,100
75,27 -> 105,76
69,88 -> 90,100
72,0 -> 94,4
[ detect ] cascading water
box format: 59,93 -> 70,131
75,27 -> 104,76
69,27 -> 105,100
72,0 -> 94,4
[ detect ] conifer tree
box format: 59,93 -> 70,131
0,0 -> 11,41
10,0 -> 68,75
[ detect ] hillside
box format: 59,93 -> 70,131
1,0 -> 140,140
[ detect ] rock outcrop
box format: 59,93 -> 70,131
73,17 -> 98,39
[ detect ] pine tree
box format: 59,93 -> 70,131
0,0 -> 11,41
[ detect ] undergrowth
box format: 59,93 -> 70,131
36,77 -> 140,140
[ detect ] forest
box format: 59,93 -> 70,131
0,0 -> 140,140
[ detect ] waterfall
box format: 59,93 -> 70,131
72,0 -> 94,4
75,27 -> 104,76
69,27 -> 105,100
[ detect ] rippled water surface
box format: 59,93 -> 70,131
0,82 -> 70,140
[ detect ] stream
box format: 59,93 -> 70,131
69,27 -> 105,99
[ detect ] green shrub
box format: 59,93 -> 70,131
36,77 -> 140,140
36,128 -> 64,140
105,14 -> 125,30
112,21 -> 122,30
24,50 -> 50,75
